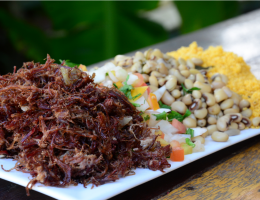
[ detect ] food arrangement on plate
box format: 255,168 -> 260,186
0,42 -> 260,196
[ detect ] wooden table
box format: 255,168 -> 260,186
1,9 -> 260,200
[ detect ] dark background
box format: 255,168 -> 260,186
0,1 -> 260,75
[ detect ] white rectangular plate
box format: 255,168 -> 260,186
1,128 -> 260,200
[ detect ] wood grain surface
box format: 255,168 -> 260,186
159,139 -> 260,200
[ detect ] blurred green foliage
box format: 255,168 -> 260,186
0,1 -> 242,68
0,1 -> 167,66
175,1 -> 239,33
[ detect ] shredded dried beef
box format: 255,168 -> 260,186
0,55 -> 171,195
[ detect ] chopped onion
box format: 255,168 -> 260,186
115,69 -> 128,82
119,116 -> 132,126
21,106 -> 29,111
155,120 -> 178,137
127,73 -> 138,85
193,140 -> 205,152
191,127 -> 208,137
148,114 -> 158,127
108,71 -> 119,83
133,96 -> 149,112
153,85 -> 166,101
145,108 -> 171,114
168,134 -> 191,144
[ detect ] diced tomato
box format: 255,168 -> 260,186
170,140 -> 180,148
147,93 -> 159,110
171,119 -> 186,133
161,132 -> 165,139
170,147 -> 184,162
132,73 -> 145,87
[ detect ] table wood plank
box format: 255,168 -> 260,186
159,139 -> 260,200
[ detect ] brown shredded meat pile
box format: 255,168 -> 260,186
0,55 -> 171,195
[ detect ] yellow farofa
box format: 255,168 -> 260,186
167,42 -> 260,120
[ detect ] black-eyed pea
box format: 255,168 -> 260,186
207,125 -> 218,135
186,59 -> 195,69
252,117 -> 260,126
211,131 -> 229,142
224,108 -> 239,115
222,86 -> 233,97
178,57 -> 186,65
158,63 -> 169,75
189,99 -> 202,111
165,78 -> 177,91
191,58 -> 203,66
184,79 -> 193,89
171,89 -> 181,98
224,129 -> 240,136
241,117 -> 251,127
192,90 -> 202,99
180,70 -> 190,78
161,91 -> 175,106
241,109 -> 252,118
171,101 -> 187,114
197,119 -> 206,127
193,81 -> 211,93
149,75 -> 158,87
208,116 -> 217,125
151,49 -> 164,59
151,71 -> 164,78
202,93 -> 216,106
211,81 -> 226,90
131,62 -> 142,73
183,117 -> 197,128
238,122 -> 246,130
196,73 -> 205,83
194,108 -> 207,119
188,74 -> 196,82
191,136 -> 205,144
189,114 -> 196,120
179,64 -> 188,71
158,78 -> 167,86
142,74 -> 150,83
228,122 -> 238,130
214,88 -> 228,103
182,94 -> 192,106
208,104 -> 221,115
201,102 -> 207,108
220,99 -> 234,110
239,99 -> 250,109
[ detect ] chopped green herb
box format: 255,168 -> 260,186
59,59 -> 79,68
105,72 -> 109,76
181,83 -> 201,95
158,101 -> 171,109
113,83 -> 118,89
167,109 -> 191,122
185,138 -> 195,148
131,102 -> 140,107
152,111 -> 167,120
139,111 -> 144,115
143,115 -> 150,121
183,109 -> 192,119
185,128 -> 194,138
119,75 -> 140,100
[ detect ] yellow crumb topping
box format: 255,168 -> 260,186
168,42 -> 260,119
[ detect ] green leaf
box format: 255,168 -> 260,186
153,111 -> 167,121
113,83 -> 118,89
167,109 -> 191,122
167,111 -> 183,122
185,128 -> 194,138
183,109 -> 192,119
59,59 -> 79,68
158,101 -> 171,109
0,2 -> 167,67
105,72 -> 109,76
181,83 -> 201,95
143,115 -> 150,121
175,1 -> 239,34
131,102 -> 140,107
185,138 -> 195,148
